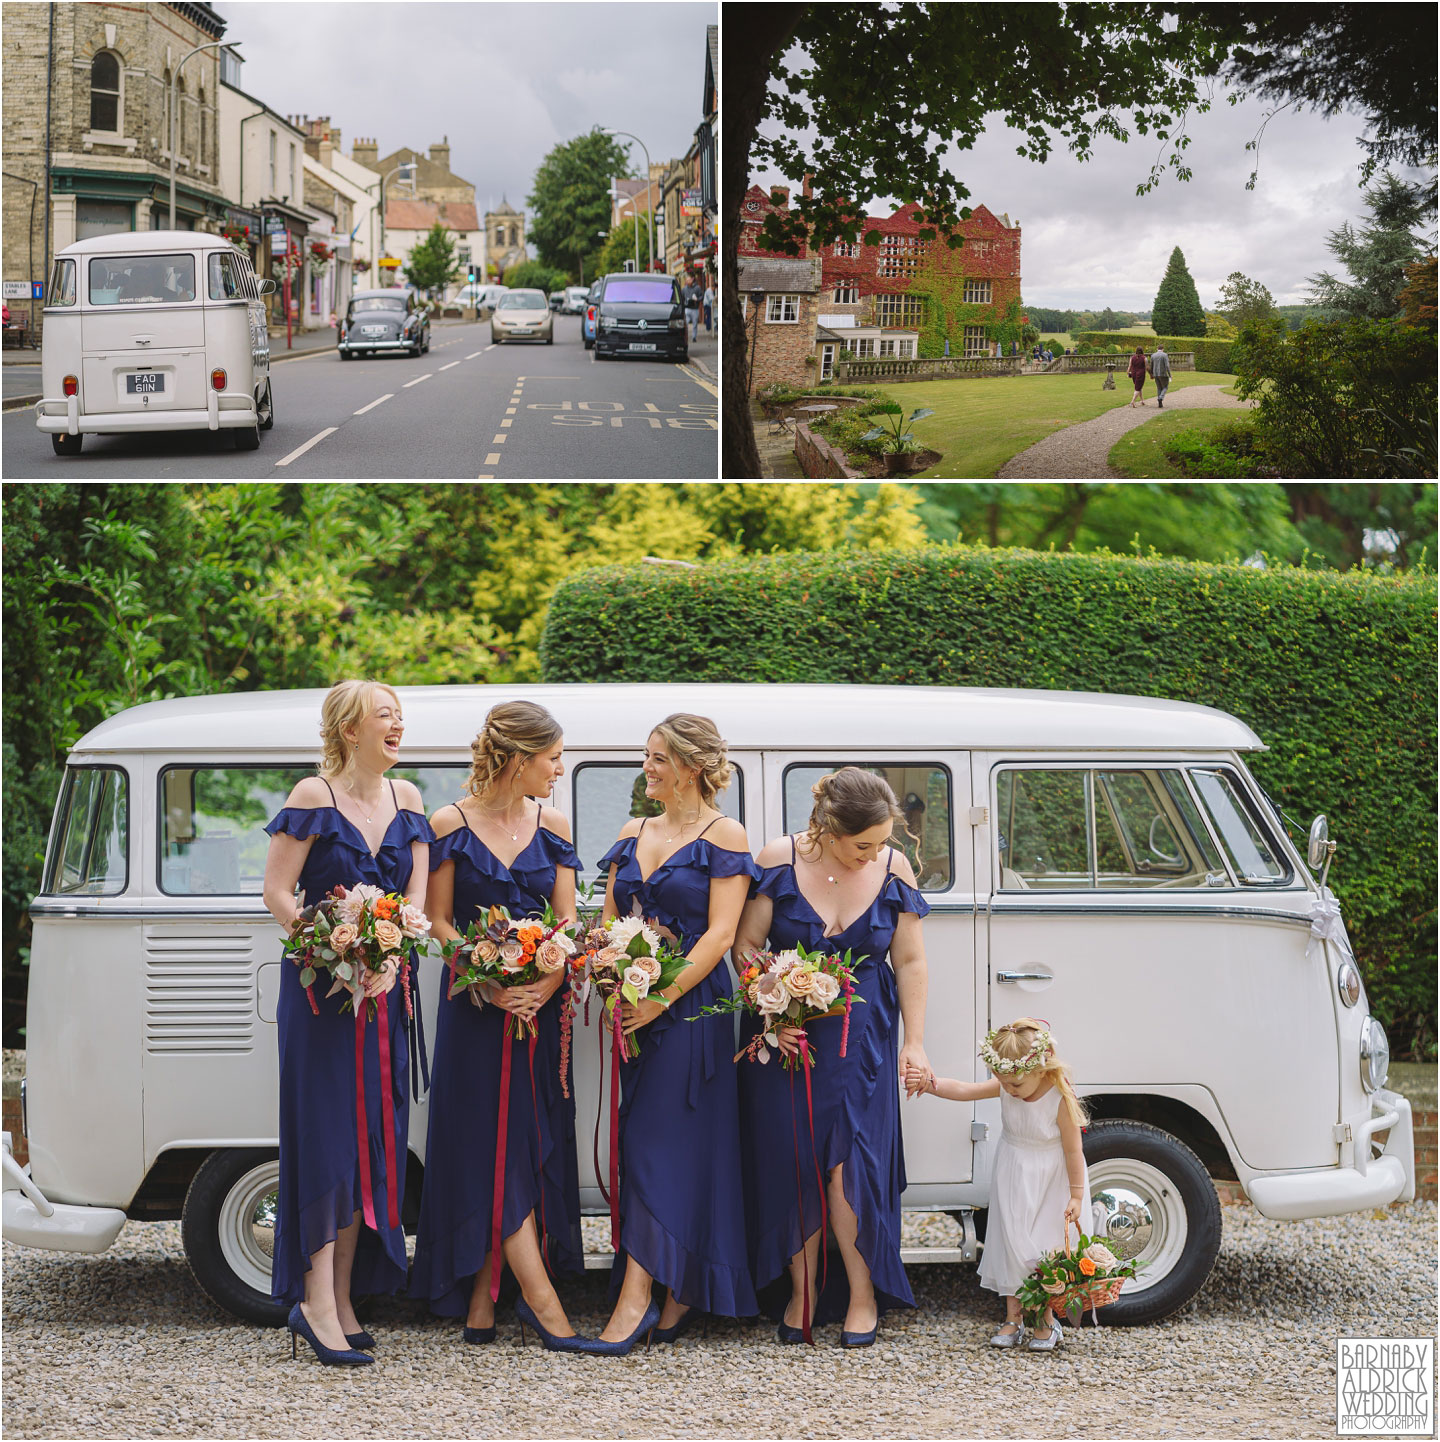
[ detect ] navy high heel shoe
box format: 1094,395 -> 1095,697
345,1329 -> 376,1351
514,1296 -> 600,1354
776,1320 -> 808,1345
651,1307 -> 708,1344
839,1324 -> 878,1348
462,1325 -> 497,1345
287,1304 -> 373,1367
586,1299 -> 661,1357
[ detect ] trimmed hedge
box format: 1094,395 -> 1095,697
1074,330 -> 1235,374
540,546 -> 1437,1058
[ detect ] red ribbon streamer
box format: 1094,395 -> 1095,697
377,992 -> 399,1231
490,1013 -> 515,1303
788,1034 -> 829,1345
356,1007 -> 376,1232
527,1030 -> 552,1278
353,992 -> 400,1234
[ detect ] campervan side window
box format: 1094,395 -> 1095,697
995,766 -> 1242,890
157,764 -> 466,896
781,763 -> 952,890
42,767 -> 128,896
572,764 -> 743,884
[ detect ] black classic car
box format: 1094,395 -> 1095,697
593,273 -> 688,361
338,288 -> 430,359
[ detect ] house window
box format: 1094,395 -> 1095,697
820,343 -> 835,380
833,284 -> 858,304
268,131 -> 277,193
198,83 -> 207,164
833,241 -> 860,258
879,338 -> 896,357
874,294 -> 925,327
963,278 -> 993,304
968,239 -> 994,259
854,338 -> 876,357
289,143 -> 297,201
898,339 -> 915,358
739,295 -> 747,320
878,234 -> 927,278
766,293 -> 800,323
175,76 -> 186,157
90,51 -> 121,133
963,326 -> 988,356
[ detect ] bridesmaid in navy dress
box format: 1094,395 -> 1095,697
261,680 -> 433,1366
410,701 -> 591,1353
735,768 -> 933,1347
593,714 -> 759,1353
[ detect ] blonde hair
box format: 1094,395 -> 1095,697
803,767 -> 920,870
649,713 -> 732,806
465,700 -> 562,800
989,1017 -> 1088,1128
318,681 -> 401,779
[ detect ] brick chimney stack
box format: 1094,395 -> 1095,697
353,137 -> 379,170
429,136 -> 451,171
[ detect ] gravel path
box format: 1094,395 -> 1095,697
3,1201 -> 1434,1438
998,385 -> 1256,479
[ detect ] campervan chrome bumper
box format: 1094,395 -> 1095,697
1245,1089 -> 1414,1220
35,400 -> 257,434
2,1133 -> 125,1254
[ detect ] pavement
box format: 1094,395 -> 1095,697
3,316 -> 717,479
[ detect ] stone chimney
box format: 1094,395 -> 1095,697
353,137 -> 378,170
767,185 -> 790,207
802,173 -> 813,199
429,136 -> 450,172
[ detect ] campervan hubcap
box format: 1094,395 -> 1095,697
218,1160 -> 280,1293
1087,1158 -> 1188,1295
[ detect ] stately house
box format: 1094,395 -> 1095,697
737,182 -> 1023,390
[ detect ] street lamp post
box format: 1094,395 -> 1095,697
603,129 -> 654,273
170,41 -> 238,229
366,161 -> 416,288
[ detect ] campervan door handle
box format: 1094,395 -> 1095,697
996,970 -> 1051,983
135,337 -> 152,346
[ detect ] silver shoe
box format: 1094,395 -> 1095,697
1027,1318 -> 1062,1352
990,1323 -> 1027,1348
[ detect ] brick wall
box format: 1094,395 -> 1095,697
742,289 -> 822,395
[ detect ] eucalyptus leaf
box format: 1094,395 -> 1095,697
299,967 -> 316,987
336,961 -> 353,982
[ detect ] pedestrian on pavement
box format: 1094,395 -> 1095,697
1127,346 -> 1148,407
684,281 -> 701,340
703,280 -> 714,333
1150,342 -> 1172,407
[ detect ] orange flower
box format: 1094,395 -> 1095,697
522,941 -> 536,957
373,897 -> 397,919
1078,1256 -> 1096,1277
517,925 -> 544,945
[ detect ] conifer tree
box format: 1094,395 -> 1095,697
1151,246 -> 1207,336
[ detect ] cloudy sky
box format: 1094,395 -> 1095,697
749,32 -> 1433,313
222,0 -> 713,239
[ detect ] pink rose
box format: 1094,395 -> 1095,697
475,939 -> 500,964
591,946 -> 625,972
755,973 -> 790,1015
635,954 -> 662,984
499,939 -> 526,971
623,965 -> 651,998
398,903 -> 430,939
810,972 -> 841,1009
373,919 -> 403,952
535,938 -> 567,973
328,923 -> 358,954
782,968 -> 821,1003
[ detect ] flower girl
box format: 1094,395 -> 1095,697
907,1018 -> 1089,1352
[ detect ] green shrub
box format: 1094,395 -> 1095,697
541,547 -> 1438,1057
1162,416 -> 1282,479
1231,318 -> 1438,479
1074,330 -> 1235,373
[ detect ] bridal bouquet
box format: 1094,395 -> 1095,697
1016,1223 -> 1141,1326
284,883 -> 431,1020
443,903 -> 582,1040
583,916 -> 690,1059
696,943 -> 864,1071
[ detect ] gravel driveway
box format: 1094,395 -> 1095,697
998,385 -> 1256,479
3,1201 -> 1434,1439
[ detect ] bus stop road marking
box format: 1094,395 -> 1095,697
274,427 -> 337,467
353,394 -> 394,416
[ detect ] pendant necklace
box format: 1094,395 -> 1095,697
481,800 -> 526,842
663,809 -> 702,843
345,781 -> 383,825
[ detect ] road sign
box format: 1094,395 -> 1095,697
32,281 -> 44,299
3,281 -> 33,299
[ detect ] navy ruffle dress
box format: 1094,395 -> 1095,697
264,791 -> 434,1305
739,841 -> 930,1321
597,822 -> 760,1318
409,804 -> 585,1316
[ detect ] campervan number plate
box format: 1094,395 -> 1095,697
628,343 -> 657,352
126,372 -> 164,394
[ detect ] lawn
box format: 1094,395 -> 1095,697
899,370 -> 1238,478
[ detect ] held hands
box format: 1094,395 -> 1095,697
620,996 -> 667,1036
483,979 -> 552,1022
899,1040 -> 934,1099
362,956 -> 401,1000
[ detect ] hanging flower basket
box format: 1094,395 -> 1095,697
353,259 -> 371,275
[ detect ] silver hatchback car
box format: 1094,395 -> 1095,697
491,288 -> 554,345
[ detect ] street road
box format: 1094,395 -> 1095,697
1,316 -> 718,479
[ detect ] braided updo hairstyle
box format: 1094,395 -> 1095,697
465,701 -> 563,800
318,680 -> 400,779
990,1017 -> 1089,1128
802,766 -> 921,868
649,713 -> 733,806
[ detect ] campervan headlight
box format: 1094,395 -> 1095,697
1359,1015 -> 1389,1093
1336,959 -> 1363,1008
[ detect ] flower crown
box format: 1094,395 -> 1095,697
979,1026 -> 1054,1076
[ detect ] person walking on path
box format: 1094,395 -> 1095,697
703,281 -> 715,334
1127,346 -> 1148,407
1150,343 -> 1171,407
684,281 -> 702,341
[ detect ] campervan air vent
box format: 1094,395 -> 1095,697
143,925 -> 256,1054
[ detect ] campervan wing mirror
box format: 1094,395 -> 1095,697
1307,814 -> 1330,870
258,279 -> 277,296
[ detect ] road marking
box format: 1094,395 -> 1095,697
274,427 -> 337,467
439,361 -> 461,371
484,452 -> 501,466
353,394 -> 394,415
402,374 -> 432,388
680,364 -> 719,398
484,344 -> 496,352
476,473 -> 495,479
506,407 -> 516,415
465,351 -> 484,360
492,434 -> 507,444
500,419 -> 513,428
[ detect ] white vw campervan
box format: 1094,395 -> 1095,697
2,684 -> 1414,1326
35,231 -> 275,456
